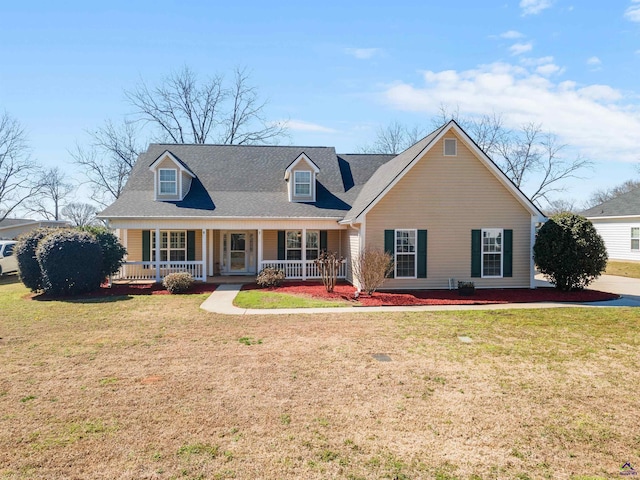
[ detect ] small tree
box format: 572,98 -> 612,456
78,226 -> 127,280
351,248 -> 394,295
534,213 -> 608,291
314,251 -> 344,293
36,230 -> 103,296
15,227 -> 52,291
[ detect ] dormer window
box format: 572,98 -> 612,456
159,169 -> 177,195
294,171 -> 312,196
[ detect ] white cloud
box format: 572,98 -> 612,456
286,120 -> 337,134
536,63 -> 563,76
520,0 -> 553,15
381,62 -> 640,162
500,30 -> 525,39
344,48 -> 381,60
509,42 -> 533,55
625,0 -> 640,22
587,56 -> 601,66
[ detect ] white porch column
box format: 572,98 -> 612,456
201,229 -> 207,281
208,229 -> 214,276
257,229 -> 263,273
155,227 -> 161,282
301,228 -> 307,280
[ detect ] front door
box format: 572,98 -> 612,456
229,232 -> 247,272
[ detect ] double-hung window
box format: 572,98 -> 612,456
151,230 -> 186,262
294,171 -> 311,196
395,229 -> 417,278
159,169 -> 177,195
632,227 -> 640,251
482,229 -> 503,277
286,230 -> 320,260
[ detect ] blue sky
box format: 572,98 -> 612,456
1,0 -> 639,208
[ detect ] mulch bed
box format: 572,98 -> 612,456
28,282 -> 218,300
242,281 -> 619,306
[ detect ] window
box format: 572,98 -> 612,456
294,171 -> 311,196
632,227 -> 640,250
151,230 -> 186,262
159,169 -> 177,195
3,244 -> 14,256
482,229 -> 503,277
285,230 -> 319,260
395,229 -> 416,278
444,138 -> 457,156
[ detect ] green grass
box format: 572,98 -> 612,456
606,260 -> 640,278
233,289 -> 351,308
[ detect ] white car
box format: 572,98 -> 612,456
0,241 -> 18,275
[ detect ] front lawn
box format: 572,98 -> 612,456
606,260 -> 640,279
1,280 -> 638,479
233,289 -> 351,308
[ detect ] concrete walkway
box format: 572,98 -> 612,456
200,275 -> 640,315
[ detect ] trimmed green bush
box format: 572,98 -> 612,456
162,272 -> 194,293
256,267 -> 285,288
36,230 -> 104,296
15,227 -> 53,292
78,226 -> 127,279
534,213 -> 608,291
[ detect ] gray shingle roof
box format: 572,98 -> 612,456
100,144 -> 394,219
341,124 -> 447,223
582,187 -> 640,218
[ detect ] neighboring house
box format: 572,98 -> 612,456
582,187 -> 640,262
0,218 -> 70,240
99,120 -> 545,289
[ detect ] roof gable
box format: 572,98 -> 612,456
342,120 -> 544,223
149,150 -> 196,178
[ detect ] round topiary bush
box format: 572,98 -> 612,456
36,229 -> 104,296
533,212 -> 608,291
78,226 -> 127,280
15,227 -> 53,292
162,272 -> 194,294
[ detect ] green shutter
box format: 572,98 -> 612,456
187,230 -> 196,261
503,229 -> 513,277
320,230 -> 328,252
471,229 -> 481,278
417,230 -> 427,278
277,231 -> 285,260
142,230 -> 150,261
384,229 -> 395,278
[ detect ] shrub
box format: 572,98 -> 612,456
314,251 -> 344,293
15,227 -> 53,291
256,267 -> 285,288
162,272 -> 194,293
36,229 -> 104,296
533,212 -> 608,291
78,226 -> 127,279
351,248 -> 394,295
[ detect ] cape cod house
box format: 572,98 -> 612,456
99,120 -> 545,289
582,187 -> 640,262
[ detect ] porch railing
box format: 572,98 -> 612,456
114,261 -> 204,281
260,260 -> 346,280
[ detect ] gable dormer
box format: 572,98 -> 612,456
149,150 -> 196,201
284,153 -> 320,203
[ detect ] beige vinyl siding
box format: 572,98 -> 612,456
366,132 -> 532,289
290,158 -> 316,202
127,229 -> 143,261
346,226 -> 360,285
263,230 -> 278,260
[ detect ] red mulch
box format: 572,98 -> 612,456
242,281 -> 619,306
28,282 -> 218,300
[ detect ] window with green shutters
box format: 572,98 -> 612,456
471,229 -> 512,278
143,230 -> 196,262
384,229 -> 427,279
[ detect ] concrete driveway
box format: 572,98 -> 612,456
537,274 -> 640,307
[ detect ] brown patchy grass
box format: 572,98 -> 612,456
606,260 -> 640,279
1,280 -> 639,479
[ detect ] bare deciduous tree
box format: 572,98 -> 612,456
26,167 -> 74,220
544,198 -> 579,216
359,121 -> 427,154
126,66 -> 287,145
61,202 -> 99,227
0,112 -> 41,221
351,248 -> 394,295
72,120 -> 142,206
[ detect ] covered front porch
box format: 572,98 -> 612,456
113,225 -> 348,282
